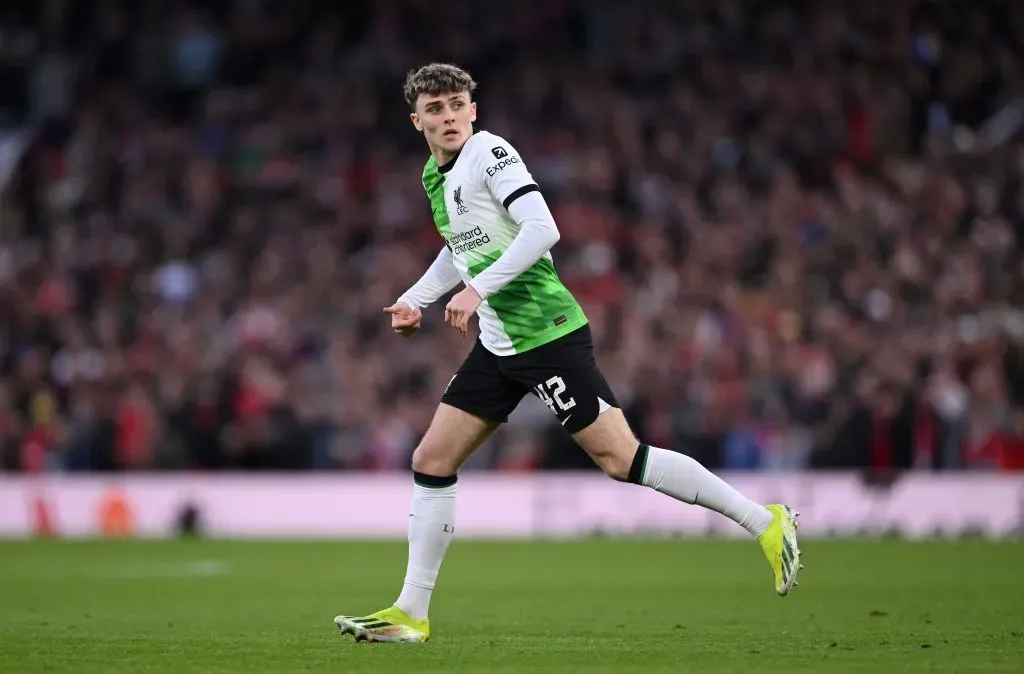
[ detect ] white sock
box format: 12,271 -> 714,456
639,445 -> 773,537
394,477 -> 457,621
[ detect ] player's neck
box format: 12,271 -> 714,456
433,148 -> 459,167
430,136 -> 470,168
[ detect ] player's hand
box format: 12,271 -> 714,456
383,302 -> 422,337
445,285 -> 482,338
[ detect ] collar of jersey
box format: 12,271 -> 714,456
437,128 -> 481,174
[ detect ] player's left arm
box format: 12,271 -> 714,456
444,140 -> 560,335
469,140 -> 560,296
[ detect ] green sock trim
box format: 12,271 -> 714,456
412,471 -> 457,488
627,444 -> 650,484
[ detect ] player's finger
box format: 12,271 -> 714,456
383,304 -> 401,314
444,307 -> 452,325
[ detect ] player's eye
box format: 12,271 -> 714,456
452,101 -> 463,109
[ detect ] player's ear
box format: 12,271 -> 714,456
410,112 -> 423,132
470,102 -> 477,123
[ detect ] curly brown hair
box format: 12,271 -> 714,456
403,63 -> 478,109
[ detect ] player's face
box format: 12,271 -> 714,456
411,91 -> 477,157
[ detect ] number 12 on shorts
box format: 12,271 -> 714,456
533,376 -> 576,415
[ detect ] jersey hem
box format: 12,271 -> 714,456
483,314 -> 589,356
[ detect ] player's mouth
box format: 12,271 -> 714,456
443,129 -> 459,140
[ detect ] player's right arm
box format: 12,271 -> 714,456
385,246 -> 462,336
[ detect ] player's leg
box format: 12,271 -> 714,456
570,409 -> 803,595
335,403 -> 497,643
336,340 -> 524,642
571,407 -> 770,528
395,402 -> 499,622
571,407 -> 772,528
514,326 -> 802,595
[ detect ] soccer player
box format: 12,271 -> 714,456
334,63 -> 802,643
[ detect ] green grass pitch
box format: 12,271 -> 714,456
1,538 -> 1022,673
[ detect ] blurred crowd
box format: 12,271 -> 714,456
1,0 -> 1023,475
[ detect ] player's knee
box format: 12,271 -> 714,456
411,442 -> 460,477
573,409 -> 637,481
593,450 -> 632,482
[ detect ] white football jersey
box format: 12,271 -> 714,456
421,130 -> 586,356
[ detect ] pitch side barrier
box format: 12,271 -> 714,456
1,472 -> 1021,539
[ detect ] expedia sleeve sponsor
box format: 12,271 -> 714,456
447,226 -> 491,255
485,155 -> 520,177
476,132 -> 539,214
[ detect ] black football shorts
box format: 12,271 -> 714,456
440,324 -> 619,434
